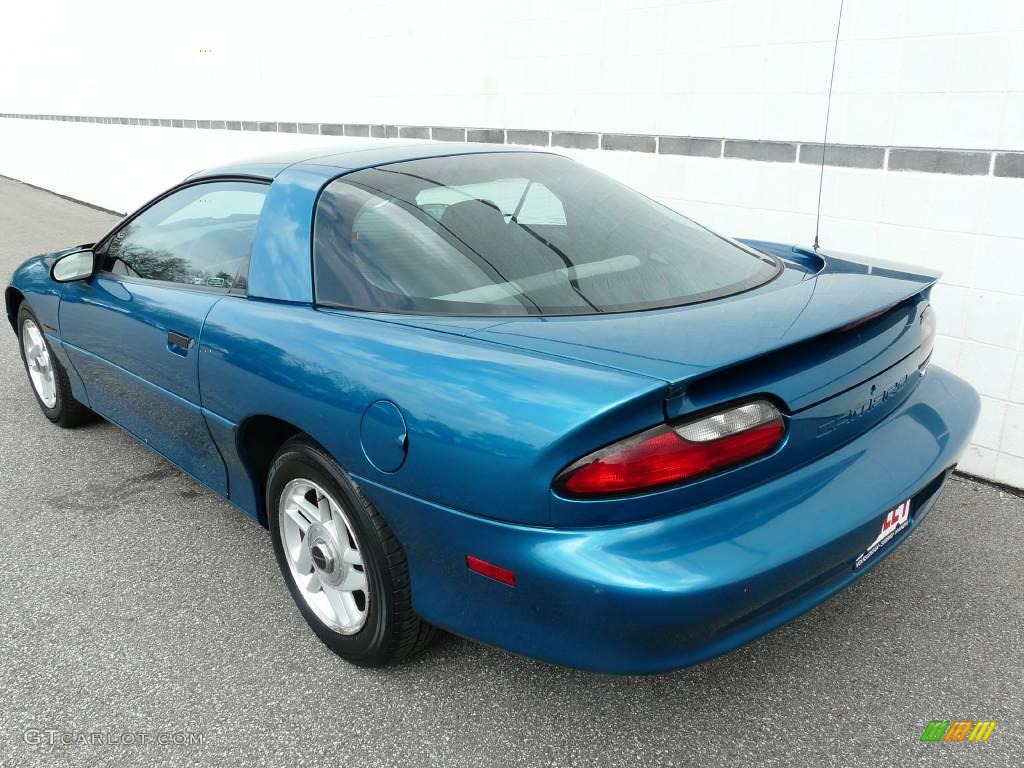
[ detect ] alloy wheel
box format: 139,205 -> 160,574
278,478 -> 369,634
22,318 -> 57,408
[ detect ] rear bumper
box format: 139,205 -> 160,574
358,366 -> 979,674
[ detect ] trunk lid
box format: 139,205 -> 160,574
468,243 -> 937,411
474,242 -> 939,527
367,242 -> 940,526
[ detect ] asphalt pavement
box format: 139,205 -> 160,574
0,175 -> 1021,767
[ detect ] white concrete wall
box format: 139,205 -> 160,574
2,0 -> 1024,486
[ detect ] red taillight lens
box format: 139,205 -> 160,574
556,400 -> 785,497
919,305 -> 936,369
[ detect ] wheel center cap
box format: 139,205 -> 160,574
310,540 -> 336,575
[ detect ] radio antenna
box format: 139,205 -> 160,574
814,0 -> 845,251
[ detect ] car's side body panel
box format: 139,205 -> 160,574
6,249 -> 92,406
197,297 -> 666,526
58,276 -> 229,494
6,252 -> 63,333
60,277 -> 217,404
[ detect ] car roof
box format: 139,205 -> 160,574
189,141 -> 554,182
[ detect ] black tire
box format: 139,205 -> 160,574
17,305 -> 95,428
267,436 -> 437,666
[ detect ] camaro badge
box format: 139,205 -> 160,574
854,499 -> 910,569
817,372 -> 912,437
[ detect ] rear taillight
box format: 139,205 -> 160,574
555,400 -> 785,497
919,305 -> 936,370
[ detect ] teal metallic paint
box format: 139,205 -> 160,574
7,143 -> 980,673
59,275 -> 229,494
7,249 -> 92,406
355,368 -> 975,673
244,167 -> 322,304
197,297 -> 665,527
359,400 -> 409,473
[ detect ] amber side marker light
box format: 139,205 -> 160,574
466,555 -> 517,586
555,400 -> 785,497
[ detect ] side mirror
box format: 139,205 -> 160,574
51,249 -> 95,282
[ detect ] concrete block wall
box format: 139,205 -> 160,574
2,0 -> 1023,485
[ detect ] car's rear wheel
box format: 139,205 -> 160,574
17,305 -> 94,427
267,437 -> 436,666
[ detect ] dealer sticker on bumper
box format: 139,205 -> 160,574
854,499 -> 911,569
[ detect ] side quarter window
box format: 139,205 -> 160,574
98,181 -> 268,290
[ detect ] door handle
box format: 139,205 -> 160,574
167,330 -> 193,353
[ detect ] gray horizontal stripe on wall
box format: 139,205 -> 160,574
994,152 -> 1024,178
467,128 -> 505,144
432,126 -> 466,142
602,133 -> 656,153
659,136 -> 722,158
398,125 -> 430,139
506,129 -> 550,146
552,132 -> 599,150
888,148 -> 990,176
724,140 -> 797,163
2,113 -> 1020,178
799,143 -> 885,169
322,122 -> 382,137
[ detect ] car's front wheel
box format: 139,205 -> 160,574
17,305 -> 94,427
267,437 -> 436,666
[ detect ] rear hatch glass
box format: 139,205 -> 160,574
313,152 -> 780,316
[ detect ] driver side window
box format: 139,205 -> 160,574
98,180 -> 268,290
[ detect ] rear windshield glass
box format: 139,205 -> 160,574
313,153 -> 779,316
